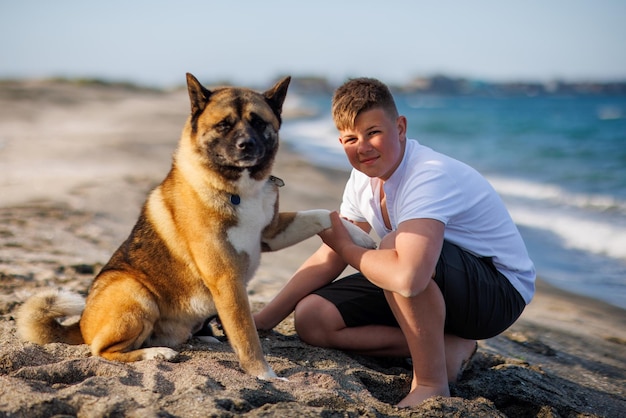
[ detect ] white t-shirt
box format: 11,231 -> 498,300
340,139 -> 536,304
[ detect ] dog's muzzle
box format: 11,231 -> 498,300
233,136 -> 265,166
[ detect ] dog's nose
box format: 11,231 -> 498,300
236,136 -> 255,150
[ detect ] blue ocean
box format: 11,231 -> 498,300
281,92 -> 626,310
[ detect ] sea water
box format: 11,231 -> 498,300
281,93 -> 626,310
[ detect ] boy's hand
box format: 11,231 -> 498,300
318,211 -> 355,254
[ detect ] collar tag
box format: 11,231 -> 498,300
230,194 -> 241,205
269,175 -> 285,187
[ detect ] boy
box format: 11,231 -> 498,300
254,78 -> 535,407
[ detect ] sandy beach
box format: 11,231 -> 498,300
1,79 -> 624,417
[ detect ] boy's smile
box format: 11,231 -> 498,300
338,108 -> 407,180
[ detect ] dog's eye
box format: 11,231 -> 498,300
250,114 -> 268,132
215,119 -> 233,132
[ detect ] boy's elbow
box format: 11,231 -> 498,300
394,274 -> 428,298
396,286 -> 423,299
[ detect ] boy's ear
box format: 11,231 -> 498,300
396,116 -> 408,139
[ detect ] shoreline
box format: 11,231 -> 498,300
1,81 -> 624,416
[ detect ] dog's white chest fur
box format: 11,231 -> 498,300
226,178 -> 276,279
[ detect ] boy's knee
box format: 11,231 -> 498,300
294,295 -> 338,347
294,295 -> 322,344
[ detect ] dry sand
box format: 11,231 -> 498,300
0,79 -> 624,417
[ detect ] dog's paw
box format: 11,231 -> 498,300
257,369 -> 288,381
143,347 -> 179,361
341,219 -> 377,249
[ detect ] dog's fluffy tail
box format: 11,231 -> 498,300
16,289 -> 85,345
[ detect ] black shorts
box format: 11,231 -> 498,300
312,240 -> 526,340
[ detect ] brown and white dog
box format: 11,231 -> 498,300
16,73 -> 375,379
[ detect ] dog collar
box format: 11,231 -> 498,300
230,176 -> 284,206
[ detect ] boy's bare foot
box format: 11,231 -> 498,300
445,337 -> 478,382
396,383 -> 450,408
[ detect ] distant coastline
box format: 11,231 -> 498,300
2,74 -> 625,97
287,74 -> 626,97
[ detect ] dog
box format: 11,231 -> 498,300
16,73 -> 376,379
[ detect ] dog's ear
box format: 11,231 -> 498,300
263,76 -> 291,122
186,73 -> 212,117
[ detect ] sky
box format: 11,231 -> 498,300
1,0 -> 625,88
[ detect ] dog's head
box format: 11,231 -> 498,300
184,73 -> 291,182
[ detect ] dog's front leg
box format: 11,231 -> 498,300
206,277 -> 276,379
262,209 -> 376,251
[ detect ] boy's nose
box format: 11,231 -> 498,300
357,138 -> 372,153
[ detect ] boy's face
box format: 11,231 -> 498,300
338,108 -> 407,180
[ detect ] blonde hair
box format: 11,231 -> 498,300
331,78 -> 399,131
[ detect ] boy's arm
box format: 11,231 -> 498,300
320,212 -> 444,298
253,243 -> 349,330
